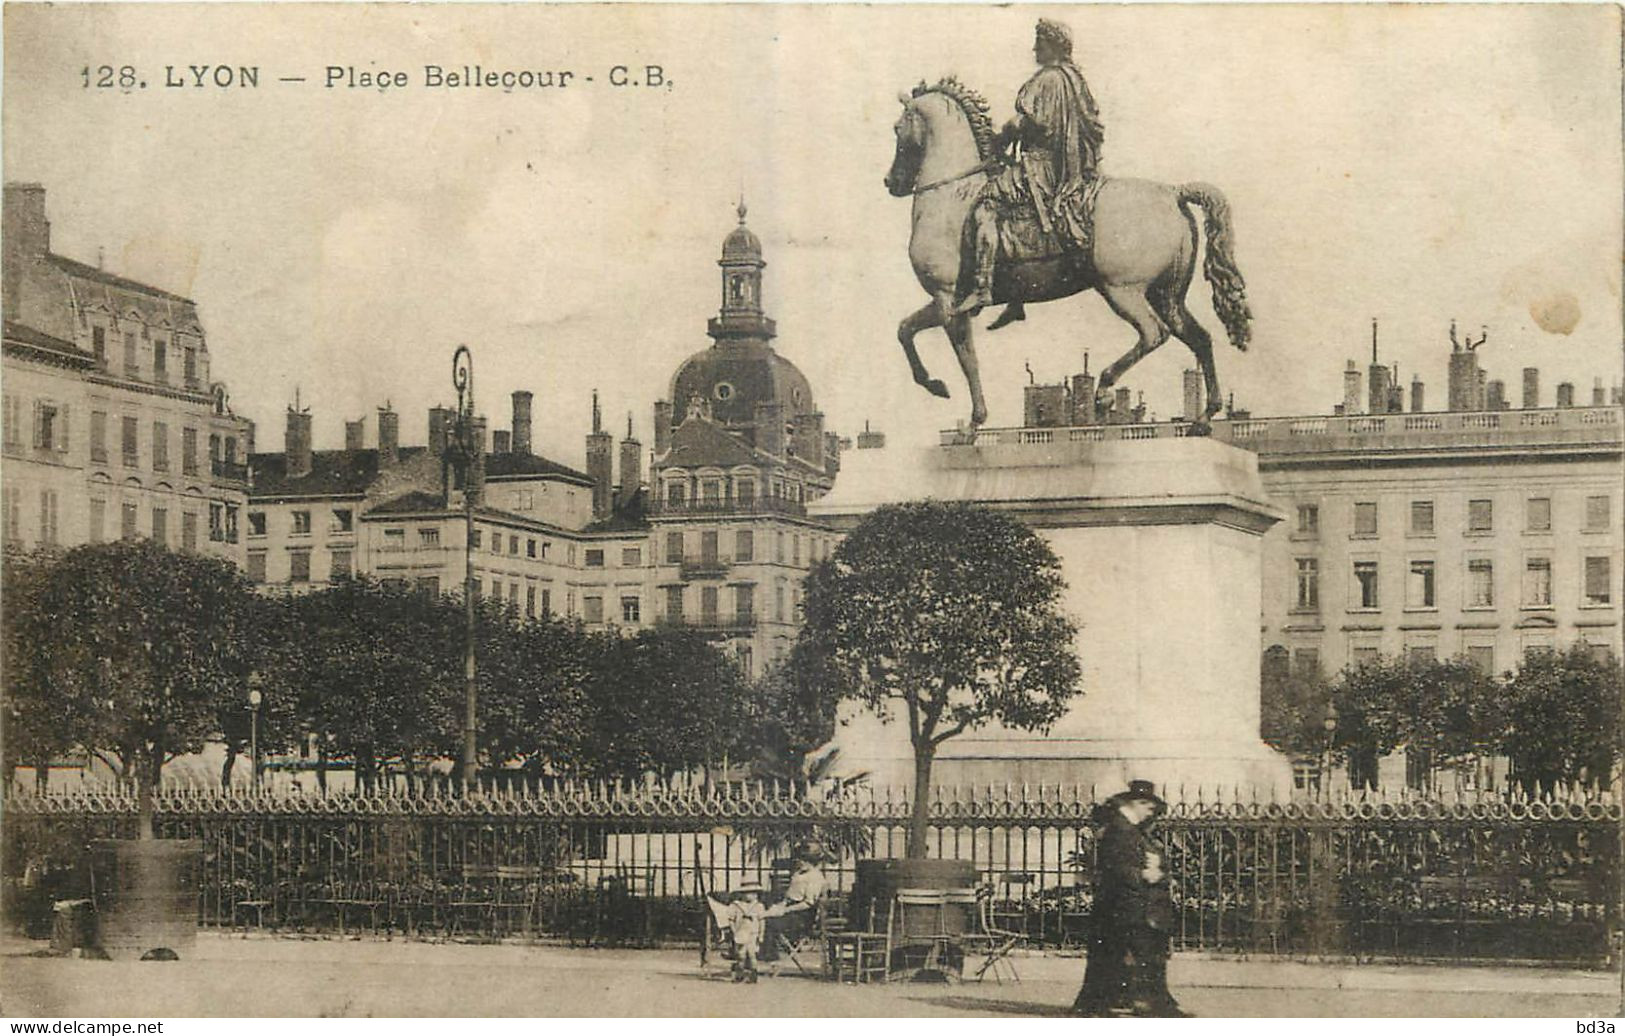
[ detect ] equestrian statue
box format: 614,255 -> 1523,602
884,18 -> 1252,432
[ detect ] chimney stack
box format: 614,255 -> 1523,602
1447,338 -> 1479,412
377,405 -> 399,466
586,391 -> 614,520
617,414 -> 642,512
511,390 -> 533,456
653,400 -> 673,457
1486,379 -> 1507,410
1410,375 -> 1425,414
1556,381 -> 1575,408
285,404 -> 313,479
427,405 -> 455,458
2,184 -> 49,319
754,400 -> 785,456
1522,367 -> 1540,409
469,415 -> 487,503
492,429 -> 512,454
857,420 -> 886,450
1342,360 -> 1363,417
1593,378 -> 1606,406
344,418 -> 365,452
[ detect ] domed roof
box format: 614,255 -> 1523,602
720,201 -> 762,263
670,340 -> 816,429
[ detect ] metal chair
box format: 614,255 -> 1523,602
964,885 -> 1025,983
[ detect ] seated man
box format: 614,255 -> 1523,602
756,842 -> 830,962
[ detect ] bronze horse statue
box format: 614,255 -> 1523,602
884,78 -> 1253,431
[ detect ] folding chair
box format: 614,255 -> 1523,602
966,885 -> 1024,983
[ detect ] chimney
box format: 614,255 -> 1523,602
653,400 -> 673,457
1522,367 -> 1540,409
1070,372 -> 1097,425
617,415 -> 642,512
344,418 -> 365,452
1447,342 -> 1479,412
492,429 -> 512,454
1486,380 -> 1507,410
469,415 -> 487,503
586,391 -> 614,520
2,184 -> 49,319
754,400 -> 785,456
1475,369 -> 1487,411
511,390 -> 533,456
856,420 -> 886,450
1182,369 -> 1203,423
1342,360 -> 1363,416
1112,386 -> 1132,425
793,411 -> 826,469
1367,363 -> 1391,415
377,405 -> 399,466
427,405 -> 455,458
1556,381 -> 1575,408
1593,378 -> 1606,406
1410,375 -> 1425,414
285,405 -> 313,479
1024,384 -> 1066,428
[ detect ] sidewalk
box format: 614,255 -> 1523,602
2,933 -> 1618,1018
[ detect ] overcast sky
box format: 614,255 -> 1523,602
5,4 -> 1620,465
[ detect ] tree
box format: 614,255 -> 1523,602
1259,644 -> 1334,759
1,551 -> 86,789
477,612 -> 596,779
6,541 -> 260,835
1497,645 -> 1621,794
796,501 -> 1082,857
579,628 -> 752,781
1329,653 -> 1499,791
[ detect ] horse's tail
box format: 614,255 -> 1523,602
1177,182 -> 1252,352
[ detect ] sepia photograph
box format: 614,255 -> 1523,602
0,1 -> 1621,1020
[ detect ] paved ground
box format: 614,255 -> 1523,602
1,934 -> 1618,1017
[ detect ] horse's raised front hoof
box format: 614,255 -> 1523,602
923,378 -> 951,399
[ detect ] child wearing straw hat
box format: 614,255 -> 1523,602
727,879 -> 766,983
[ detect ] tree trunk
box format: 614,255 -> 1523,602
137,749 -> 162,841
316,741 -> 328,794
220,744 -> 239,789
907,743 -> 936,859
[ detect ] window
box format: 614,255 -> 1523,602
667,482 -> 686,506
775,582 -> 787,622
1351,644 -> 1381,667
583,596 -> 604,623
1296,504 -> 1319,535
527,539 -> 537,558
1291,647 -> 1320,678
90,411 -> 107,463
225,505 -> 239,544
150,506 -> 166,547
1353,560 -> 1380,609
513,489 -> 534,511
1467,558 -> 1494,608
289,551 -> 311,583
415,576 -> 440,596
239,511 -> 264,539
1406,559 -> 1436,609
89,499 -> 106,544
1586,495 -> 1611,532
123,503 -> 139,540
291,510 -> 312,535
1467,499 -> 1493,533
1526,497 -> 1551,532
509,535 -> 519,556
701,530 -> 719,562
567,545 -> 576,565
665,585 -> 684,622
247,552 -> 267,582
1584,556 -> 1612,606
92,325 -> 106,365
702,480 -> 721,503
470,529 -> 483,550
737,481 -> 756,507
331,508 -> 354,534
701,585 -> 719,622
119,416 -> 138,466
181,427 -> 199,475
123,332 -> 138,376
526,586 -> 537,617
153,339 -> 167,383
1,488 -> 18,545
490,531 -> 501,555
1294,558 -> 1319,611
1523,556 -> 1552,608
151,421 -> 169,471
383,528 -> 406,551
1352,502 -> 1377,537
1587,640 -> 1614,664
793,535 -> 802,566
181,512 -> 198,552
507,582 -> 519,605
776,531 -> 786,563
183,346 -> 198,388
1466,644 -> 1495,673
735,584 -> 755,622
37,489 -> 58,546
665,531 -> 684,563
1406,644 -> 1436,664
540,588 -> 552,616
1409,500 -> 1434,536
622,546 -> 641,566
419,528 -> 440,547
33,402 -> 64,452
736,529 -> 754,563
585,548 -> 605,567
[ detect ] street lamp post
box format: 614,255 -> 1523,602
247,671 -> 263,793
1321,700 -> 1339,802
451,346 -> 479,795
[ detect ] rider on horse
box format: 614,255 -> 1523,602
954,18 -> 1105,326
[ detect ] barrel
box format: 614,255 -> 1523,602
850,858 -> 978,935
89,840 -> 200,960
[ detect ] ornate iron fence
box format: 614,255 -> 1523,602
3,780 -> 1618,963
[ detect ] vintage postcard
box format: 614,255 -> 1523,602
1,1 -> 1621,1020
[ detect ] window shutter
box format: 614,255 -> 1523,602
32,400 -> 43,448
57,404 -> 69,452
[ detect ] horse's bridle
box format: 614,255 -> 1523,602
913,159 -> 998,195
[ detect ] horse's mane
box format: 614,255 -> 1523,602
912,77 -> 996,162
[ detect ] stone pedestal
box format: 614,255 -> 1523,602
809,434 -> 1293,796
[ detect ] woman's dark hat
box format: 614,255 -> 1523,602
1119,779 -> 1167,811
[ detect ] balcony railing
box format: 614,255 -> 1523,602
678,555 -> 731,580
648,496 -> 807,518
657,613 -> 757,634
211,458 -> 249,483
956,405 -> 1622,455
